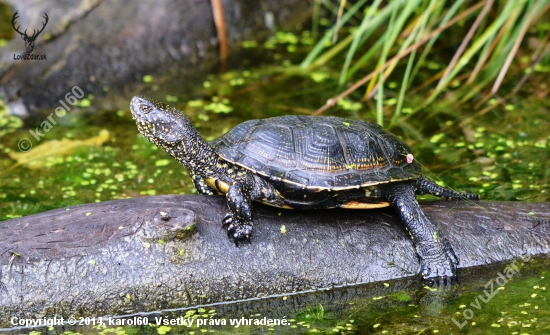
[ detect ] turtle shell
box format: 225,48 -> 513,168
210,115 -> 421,190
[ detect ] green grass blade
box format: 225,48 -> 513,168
409,0 -> 464,86
390,0 -> 439,128
376,3 -> 400,126
300,0 -> 370,70
312,0 -> 321,39
426,0 -> 520,104
338,0 -> 385,86
347,38 -> 386,77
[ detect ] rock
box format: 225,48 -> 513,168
0,0 -> 311,118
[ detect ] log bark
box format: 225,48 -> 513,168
0,195 -> 549,326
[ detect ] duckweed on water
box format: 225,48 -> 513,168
0,131 -> 193,220
165,95 -> 178,102
308,71 -> 330,83
241,40 -> 258,48
412,97 -> 549,203
336,98 -> 362,111
26,261 -> 545,334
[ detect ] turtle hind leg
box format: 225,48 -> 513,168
416,176 -> 479,201
383,180 -> 458,285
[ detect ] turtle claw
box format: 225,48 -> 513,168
424,275 -> 455,288
420,246 -> 458,287
221,213 -> 253,244
222,213 -> 233,229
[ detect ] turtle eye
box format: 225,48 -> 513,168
140,104 -> 152,114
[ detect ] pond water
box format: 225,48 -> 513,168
0,30 -> 549,334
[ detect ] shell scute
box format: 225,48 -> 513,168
211,115 -> 421,189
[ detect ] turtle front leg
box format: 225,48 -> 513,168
383,181 -> 459,286
222,179 -> 255,243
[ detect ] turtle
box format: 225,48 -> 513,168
130,96 -> 478,284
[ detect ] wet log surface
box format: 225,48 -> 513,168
0,195 -> 549,326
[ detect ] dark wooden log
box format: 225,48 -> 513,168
0,195 -> 549,326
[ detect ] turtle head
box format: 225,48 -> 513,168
130,96 -> 197,149
131,96 -> 222,176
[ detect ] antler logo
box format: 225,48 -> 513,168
12,10 -> 49,54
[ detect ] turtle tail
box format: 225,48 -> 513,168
416,176 -> 479,200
